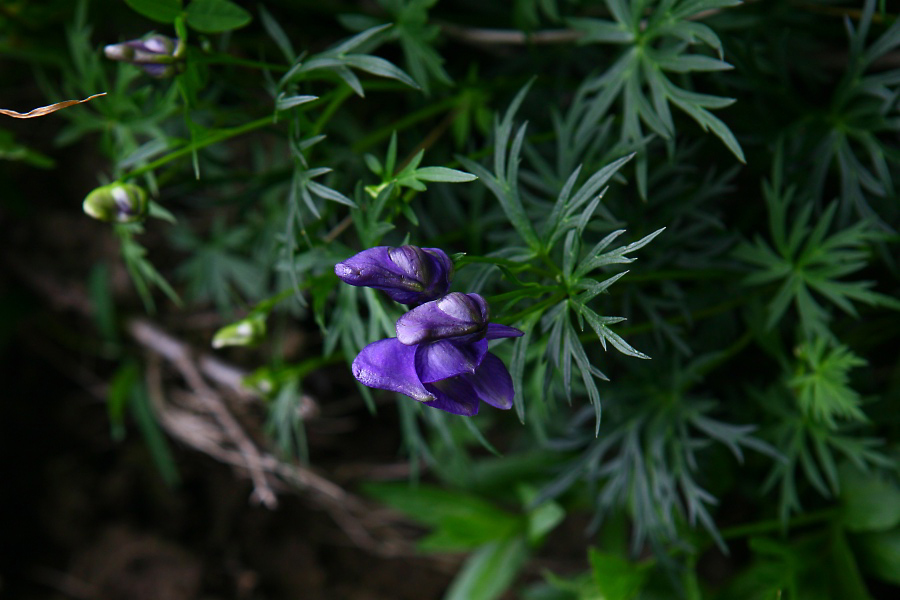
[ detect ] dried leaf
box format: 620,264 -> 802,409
0,93 -> 106,119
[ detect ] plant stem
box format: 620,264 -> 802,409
718,508 -> 839,541
122,115 -> 277,182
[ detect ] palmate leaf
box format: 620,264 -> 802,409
118,225 -> 182,313
536,228 -> 662,431
364,133 -> 477,198
569,0 -> 745,189
539,389 -> 773,551
289,165 -> 355,220
734,175 -> 897,338
574,227 -> 665,278
376,0 -> 452,95
802,0 -> 900,222
789,339 -> 867,427
172,218 -> 266,313
764,420 -> 893,523
280,24 -> 420,97
541,153 -> 634,250
457,82 -> 542,252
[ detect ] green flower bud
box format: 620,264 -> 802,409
212,314 -> 267,349
82,183 -> 148,223
104,34 -> 183,79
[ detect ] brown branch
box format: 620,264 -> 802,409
438,3 -> 752,47
130,319 -> 278,508
144,358 -> 414,556
439,23 -> 582,45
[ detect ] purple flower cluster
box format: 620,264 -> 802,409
335,246 -> 522,416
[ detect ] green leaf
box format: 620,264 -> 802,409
829,528 -> 873,600
107,361 -> 140,441
342,54 -> 420,89
0,128 -> 55,168
364,483 -> 523,551
856,527 -> 900,585
124,0 -> 182,23
88,264 -> 118,342
330,23 -> 392,55
588,549 -> 650,600
414,166 -> 478,183
526,500 -> 565,546
839,462 -> 900,532
259,5 -> 295,62
148,201 -> 177,224
444,537 -> 529,600
276,94 -> 318,111
185,0 -> 251,33
130,382 -> 180,486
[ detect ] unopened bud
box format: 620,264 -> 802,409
82,183 -> 148,223
212,314 -> 267,349
104,34 -> 182,78
334,245 -> 454,306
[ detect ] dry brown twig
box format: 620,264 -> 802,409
131,318 -> 277,508
144,354 -> 414,557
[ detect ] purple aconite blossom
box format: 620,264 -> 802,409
352,293 -> 523,415
334,245 -> 453,306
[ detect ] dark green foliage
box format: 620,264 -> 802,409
7,0 -> 900,597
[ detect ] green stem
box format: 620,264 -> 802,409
718,508 -> 839,541
312,85 -> 354,136
276,353 -> 343,382
489,286 -> 561,304
455,255 -> 526,268
455,254 -> 553,279
501,292 -> 566,325
623,268 -> 737,283
121,115 -> 277,181
198,54 -> 289,72
251,286 -> 303,316
611,295 -> 746,337
351,95 -> 460,153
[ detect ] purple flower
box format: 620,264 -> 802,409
352,293 -> 523,415
104,35 -> 182,78
334,245 -> 454,306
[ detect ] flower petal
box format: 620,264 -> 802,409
486,323 -> 524,340
424,379 -> 480,416
461,352 -> 515,410
334,245 -> 452,305
352,338 -> 433,402
415,339 -> 488,383
396,292 -> 489,345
